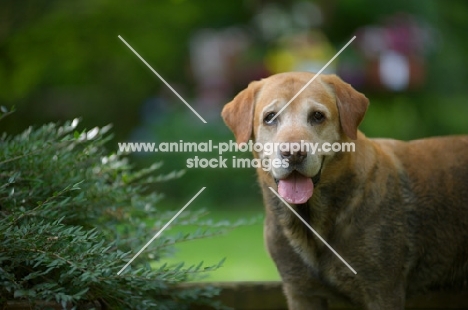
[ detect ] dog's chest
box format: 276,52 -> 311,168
281,203 -> 332,271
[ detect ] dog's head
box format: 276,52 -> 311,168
222,72 -> 368,204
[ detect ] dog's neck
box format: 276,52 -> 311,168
260,135 -> 383,271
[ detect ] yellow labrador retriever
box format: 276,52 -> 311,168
222,72 -> 468,309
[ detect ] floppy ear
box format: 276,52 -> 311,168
323,75 -> 369,140
221,81 -> 259,144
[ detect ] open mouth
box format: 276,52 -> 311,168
275,170 -> 321,205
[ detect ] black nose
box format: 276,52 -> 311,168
280,149 -> 307,164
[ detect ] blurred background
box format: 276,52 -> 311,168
1,0 -> 468,281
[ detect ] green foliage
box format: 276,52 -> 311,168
0,116 -> 234,309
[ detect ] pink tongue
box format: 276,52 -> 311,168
278,172 -> 314,204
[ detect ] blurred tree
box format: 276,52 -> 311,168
0,0 -> 248,140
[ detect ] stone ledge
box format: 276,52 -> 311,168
4,282 -> 468,309
182,281 -> 468,310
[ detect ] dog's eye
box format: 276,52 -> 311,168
264,112 -> 277,125
310,111 -> 325,124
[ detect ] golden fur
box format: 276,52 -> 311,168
222,72 -> 468,309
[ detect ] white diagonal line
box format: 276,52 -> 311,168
268,187 -> 357,274
118,35 -> 207,124
117,187 -> 206,275
269,36 -> 356,122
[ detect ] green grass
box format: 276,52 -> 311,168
154,208 -> 280,282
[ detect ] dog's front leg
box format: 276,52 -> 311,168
362,285 -> 406,310
364,300 -> 405,310
265,211 -> 329,310
283,282 -> 328,310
